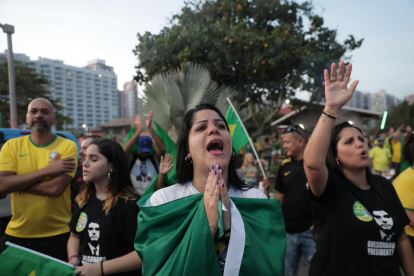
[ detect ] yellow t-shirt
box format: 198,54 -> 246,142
0,135 -> 78,238
391,140 -> 401,164
393,167 -> 414,237
369,146 -> 391,172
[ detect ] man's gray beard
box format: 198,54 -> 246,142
31,124 -> 50,133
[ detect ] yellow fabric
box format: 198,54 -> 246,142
393,167 -> 414,237
391,140 -> 401,164
0,135 -> 78,238
369,146 -> 391,172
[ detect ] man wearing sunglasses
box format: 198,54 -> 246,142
275,125 -> 316,276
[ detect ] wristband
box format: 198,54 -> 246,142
101,261 -> 105,276
68,254 -> 79,262
224,228 -> 231,234
322,110 -> 338,121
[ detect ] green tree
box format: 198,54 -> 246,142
0,58 -> 73,130
134,0 -> 363,137
142,62 -> 236,140
385,101 -> 414,129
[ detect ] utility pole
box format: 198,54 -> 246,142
0,23 -> 17,129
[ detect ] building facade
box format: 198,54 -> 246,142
1,51 -> 118,133
405,93 -> 414,105
370,89 -> 401,113
118,81 -> 143,118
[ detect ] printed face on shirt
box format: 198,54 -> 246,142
188,110 -> 232,173
88,222 -> 100,241
83,144 -> 113,184
372,210 -> 393,231
140,161 -> 147,176
26,99 -> 56,133
336,127 -> 370,170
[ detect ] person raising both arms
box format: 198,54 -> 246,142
68,139 -> 142,276
303,61 -> 414,276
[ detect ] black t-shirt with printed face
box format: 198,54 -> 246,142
310,170 -> 410,276
275,157 -> 315,233
69,193 -> 141,276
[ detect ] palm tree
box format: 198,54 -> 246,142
142,62 -> 237,140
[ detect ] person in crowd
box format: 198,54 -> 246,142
71,135 -> 102,209
304,61 -> 414,275
393,132 -> 414,250
400,125 -> 412,173
390,125 -> 405,178
123,111 -> 166,196
272,133 -> 281,164
262,137 -> 273,167
369,137 -> 392,174
155,153 -> 175,190
0,98 -> 78,261
375,130 -> 391,152
368,134 -> 375,149
275,125 -> 316,276
68,139 -> 142,276
148,104 -> 268,273
240,153 -> 258,187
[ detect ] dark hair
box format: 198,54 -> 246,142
176,103 -> 250,191
76,139 -> 138,214
402,133 -> 414,165
264,137 -> 269,143
82,135 -> 102,143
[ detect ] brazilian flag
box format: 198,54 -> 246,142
225,105 -> 249,152
0,242 -> 76,276
135,194 -> 286,275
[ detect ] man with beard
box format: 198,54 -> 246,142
123,111 -> 165,196
0,98 -> 78,261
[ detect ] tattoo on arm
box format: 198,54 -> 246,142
322,115 -> 327,123
210,224 -> 217,237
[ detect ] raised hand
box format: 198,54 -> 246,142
145,110 -> 153,128
204,164 -> 220,238
159,154 -> 174,175
324,61 -> 359,114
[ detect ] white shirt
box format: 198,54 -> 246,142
150,181 -> 267,206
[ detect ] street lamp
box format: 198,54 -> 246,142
82,124 -> 88,134
0,23 -> 17,129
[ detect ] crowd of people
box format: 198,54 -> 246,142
0,61 -> 413,276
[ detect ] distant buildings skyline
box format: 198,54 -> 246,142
1,51 -> 118,133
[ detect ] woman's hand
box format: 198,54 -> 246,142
74,262 -> 101,276
159,154 -> 174,175
324,61 -> 359,114
204,164 -> 220,238
219,173 -> 232,236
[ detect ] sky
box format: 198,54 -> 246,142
1,0 -> 413,100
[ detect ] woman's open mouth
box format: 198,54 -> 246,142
360,151 -> 368,158
207,138 -> 224,156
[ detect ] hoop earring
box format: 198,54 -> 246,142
108,172 -> 111,178
232,150 -> 236,156
336,159 -> 341,169
185,156 -> 193,165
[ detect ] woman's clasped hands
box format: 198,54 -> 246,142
203,164 -> 231,238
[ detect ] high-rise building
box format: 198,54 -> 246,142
370,89 -> 401,113
404,93 -> 414,105
0,51 -> 118,133
118,82 -> 143,118
344,90 -> 371,110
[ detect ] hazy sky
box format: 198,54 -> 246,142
1,0 -> 413,100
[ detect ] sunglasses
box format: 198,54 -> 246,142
284,125 -> 305,139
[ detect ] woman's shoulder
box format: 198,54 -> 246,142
150,182 -> 195,206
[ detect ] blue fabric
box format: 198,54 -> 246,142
285,229 -> 316,276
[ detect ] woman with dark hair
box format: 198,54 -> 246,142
304,61 -> 414,276
136,104 -> 285,275
394,132 -> 414,250
67,139 -> 142,276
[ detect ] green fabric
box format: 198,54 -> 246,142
135,193 -> 286,276
123,125 -> 139,154
225,105 -> 249,152
142,123 -> 177,197
0,244 -> 76,276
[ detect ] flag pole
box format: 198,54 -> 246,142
226,98 -> 266,178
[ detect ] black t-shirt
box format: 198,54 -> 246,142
70,193 -> 141,276
310,170 -> 410,276
275,157 -> 314,233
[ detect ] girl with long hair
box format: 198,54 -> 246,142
304,61 -> 414,275
67,139 -> 142,276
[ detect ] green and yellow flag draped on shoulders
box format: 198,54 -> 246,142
0,242 -> 76,276
135,194 -> 286,276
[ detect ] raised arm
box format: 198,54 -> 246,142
303,61 -> 359,197
123,125 -> 142,161
156,154 -> 174,191
146,111 -> 166,161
